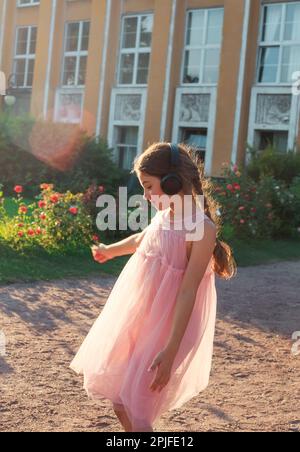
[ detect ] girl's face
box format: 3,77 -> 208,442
138,171 -> 171,210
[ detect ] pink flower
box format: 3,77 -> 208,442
14,185 -> 23,194
69,206 -> 78,216
232,164 -> 239,173
233,183 -> 241,191
238,206 -> 245,211
19,205 -> 28,214
38,200 -> 46,209
240,219 -> 245,224
227,184 -> 233,191
50,194 -> 60,204
98,186 -> 105,193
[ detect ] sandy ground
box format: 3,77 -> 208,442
0,260 -> 300,432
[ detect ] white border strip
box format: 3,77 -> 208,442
231,0 -> 251,165
96,0 -> 112,137
43,0 -> 57,119
0,0 -> 8,69
160,0 -> 177,141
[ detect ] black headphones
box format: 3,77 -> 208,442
160,143 -> 183,196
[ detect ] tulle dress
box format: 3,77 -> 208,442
70,206 -> 217,430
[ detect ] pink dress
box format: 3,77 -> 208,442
70,206 -> 217,430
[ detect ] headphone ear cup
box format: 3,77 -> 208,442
161,173 -> 183,196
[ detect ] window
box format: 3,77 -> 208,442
18,0 -> 39,6
256,130 -> 289,153
181,128 -> 207,162
55,90 -> 84,124
257,2 -> 300,84
62,21 -> 90,87
182,8 -> 224,85
115,127 -> 139,170
118,15 -> 153,86
13,26 -> 37,88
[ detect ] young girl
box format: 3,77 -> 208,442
70,142 -> 237,432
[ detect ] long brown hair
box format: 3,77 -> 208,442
132,142 -> 237,280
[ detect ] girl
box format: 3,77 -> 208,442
70,142 -> 237,432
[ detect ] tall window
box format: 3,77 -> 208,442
115,127 -> 138,170
257,2 -> 300,84
62,21 -> 90,87
118,15 -> 153,85
182,8 -> 224,85
13,26 -> 37,88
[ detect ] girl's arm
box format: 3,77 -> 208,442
93,226 -> 149,263
107,228 -> 147,257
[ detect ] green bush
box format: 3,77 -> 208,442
213,163 -> 300,240
0,184 -> 95,253
0,114 -> 127,198
246,144 -> 300,185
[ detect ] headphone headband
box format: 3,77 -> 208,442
169,143 -> 179,167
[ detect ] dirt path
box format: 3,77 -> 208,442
0,260 -> 300,432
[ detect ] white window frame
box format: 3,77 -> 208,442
181,7 -> 224,87
246,86 -> 299,163
256,1 -> 300,86
108,87 -> 148,165
117,13 -> 153,87
54,88 -> 85,124
13,25 -> 37,88
61,20 -> 90,88
17,0 -> 39,7
172,86 -> 217,176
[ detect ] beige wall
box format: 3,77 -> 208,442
0,0 -> 299,177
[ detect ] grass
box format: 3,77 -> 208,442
3,197 -> 33,217
0,236 -> 299,285
0,243 -> 130,285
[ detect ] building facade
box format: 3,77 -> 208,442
0,0 -> 299,177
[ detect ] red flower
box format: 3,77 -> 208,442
18,223 -> 24,228
27,228 -> 35,236
251,207 -> 257,213
35,227 -> 42,235
233,183 -> 241,191
19,205 -> 28,214
92,235 -> 100,243
98,186 -> 105,193
69,206 -> 78,216
40,213 -> 47,220
14,185 -> 23,194
50,194 -> 60,204
18,231 -> 24,238
238,206 -> 245,211
227,184 -> 233,191
38,200 -> 46,209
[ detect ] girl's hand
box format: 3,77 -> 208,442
148,347 -> 177,393
91,244 -> 114,264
